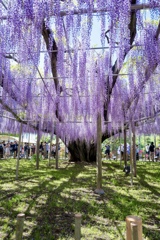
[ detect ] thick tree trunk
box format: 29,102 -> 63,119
68,139 -> 96,162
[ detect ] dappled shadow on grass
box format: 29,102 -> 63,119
0,160 -> 92,239
137,163 -> 160,198
24,162 -> 126,239
27,188 -> 115,239
143,226 -> 160,240
138,175 -> 160,197
0,160 -> 160,239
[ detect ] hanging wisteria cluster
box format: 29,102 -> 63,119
0,0 -> 160,144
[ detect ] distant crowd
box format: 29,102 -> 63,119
105,142 -> 159,162
0,141 -> 61,159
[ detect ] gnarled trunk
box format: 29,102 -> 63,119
68,139 -> 96,162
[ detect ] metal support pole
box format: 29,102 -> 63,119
132,127 -> 136,177
130,127 -> 133,186
56,134 -> 59,169
36,122 -> 40,170
124,127 -> 127,166
48,133 -> 53,167
95,113 -> 104,194
16,122 -> 23,180
65,138 -> 67,161
119,132 -> 122,166
28,125 -> 30,159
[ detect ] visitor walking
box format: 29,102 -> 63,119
39,142 -> 44,157
149,142 -> 155,162
13,141 -> 18,158
31,144 -> 36,156
145,144 -> 150,160
105,144 -> 110,159
0,142 -> 4,158
24,143 -> 29,159
136,145 -> 139,161
5,143 -> 10,159
155,147 -> 159,162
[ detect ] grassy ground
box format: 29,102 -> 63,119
0,158 -> 160,240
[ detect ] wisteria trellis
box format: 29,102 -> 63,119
0,0 -> 160,146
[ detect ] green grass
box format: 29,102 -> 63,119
0,158 -> 160,239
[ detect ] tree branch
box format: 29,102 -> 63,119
3,54 -> 19,63
155,20 -> 160,40
42,21 -> 59,92
104,0 -> 137,121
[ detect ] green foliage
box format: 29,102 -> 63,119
40,135 -> 51,143
31,154 -> 43,161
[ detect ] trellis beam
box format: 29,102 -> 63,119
0,44 -> 144,55
1,3 -> 159,21
60,4 -> 160,17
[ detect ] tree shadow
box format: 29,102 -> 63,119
143,225 -> 160,240
0,161 -> 160,240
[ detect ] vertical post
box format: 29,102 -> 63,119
111,134 -> 113,159
119,132 -> 122,166
21,133 -> 24,148
132,125 -> 136,177
95,113 -> 104,194
16,122 -> 23,180
65,138 -> 67,161
138,135 -> 141,160
28,127 -> 30,159
126,215 -> 142,240
124,127 -> 127,166
131,223 -> 138,240
75,214 -> 82,240
56,134 -> 59,169
48,133 -> 53,167
144,135 -> 146,161
16,213 -> 25,240
130,126 -> 133,186
36,122 -> 40,170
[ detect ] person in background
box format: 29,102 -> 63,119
52,144 -> 56,158
0,142 -> 4,158
31,143 -> 36,156
155,147 -> 159,162
149,142 -> 155,162
28,144 -> 31,158
136,145 -> 139,161
43,142 -> 47,159
10,142 -> 14,157
2,141 -> 6,158
145,144 -> 150,160
13,141 -> 18,158
5,143 -> 10,159
20,146 -> 25,158
46,142 -> 50,158
105,144 -> 110,160
44,142 -> 49,159
127,143 -> 130,161
39,142 -> 44,157
24,142 -> 29,159
121,144 -> 124,160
